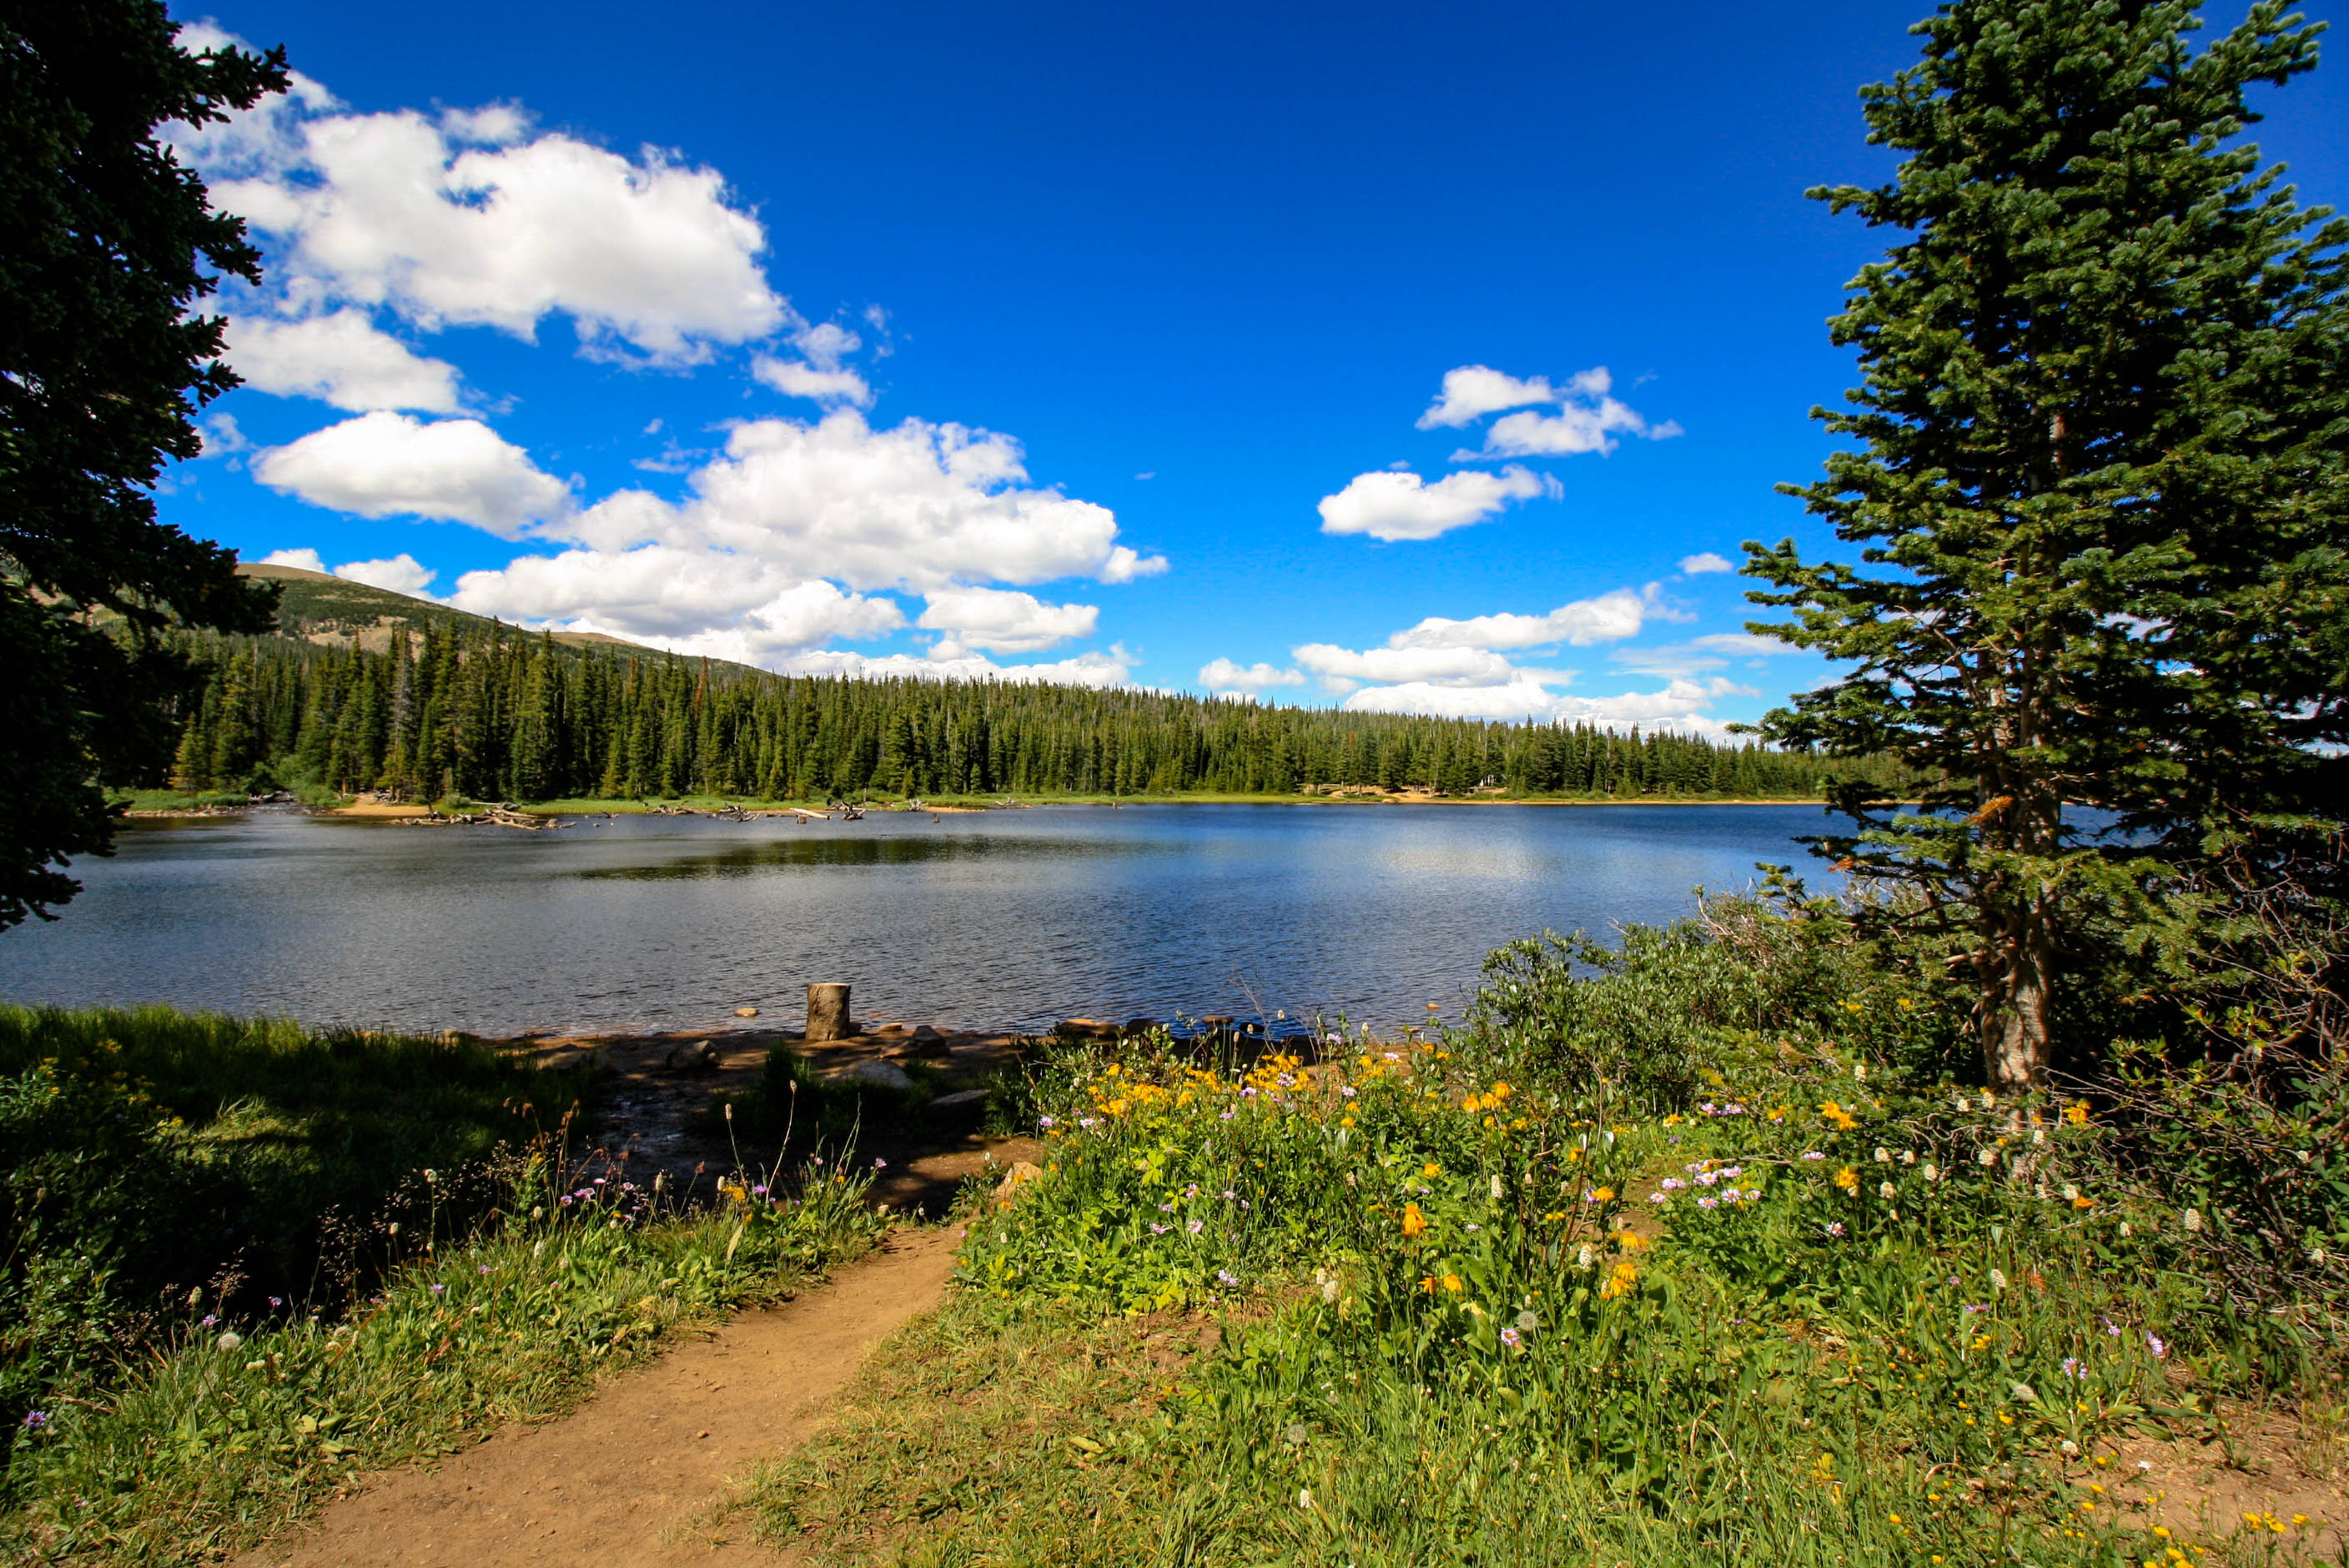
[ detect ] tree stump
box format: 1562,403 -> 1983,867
806,983 -> 853,1042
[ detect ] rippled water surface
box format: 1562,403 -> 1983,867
0,804 -> 1845,1035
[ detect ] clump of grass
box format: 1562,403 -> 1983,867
3,1143 -> 888,1565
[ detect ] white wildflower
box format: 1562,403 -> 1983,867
1989,1268 -> 2008,1291
1879,1181 -> 1897,1199
2183,1209 -> 2202,1233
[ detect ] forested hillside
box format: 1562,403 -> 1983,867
152,570 -> 1919,802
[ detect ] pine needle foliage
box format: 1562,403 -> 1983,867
1744,0 -> 2349,1088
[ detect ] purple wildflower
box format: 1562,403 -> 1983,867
1217,1269 -> 1240,1286
431,1283 -> 446,1294
2145,1332 -> 2166,1359
1500,1326 -> 1522,1349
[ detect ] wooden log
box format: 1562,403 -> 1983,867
806,982 -> 853,1042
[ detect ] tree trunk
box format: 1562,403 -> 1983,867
1980,895 -> 2055,1090
806,982 -> 853,1042
1975,780 -> 2061,1091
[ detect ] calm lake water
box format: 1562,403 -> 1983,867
0,804 -> 1848,1037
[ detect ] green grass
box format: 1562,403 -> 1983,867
736,910 -> 2346,1568
105,789 -> 249,812
3,1163 -> 887,1565
0,1003 -> 893,1564
0,1006 -> 589,1480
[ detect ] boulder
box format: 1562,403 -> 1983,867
993,1158 -> 1044,1204
842,1058 -> 916,1093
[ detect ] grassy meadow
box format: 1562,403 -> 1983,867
744,897 -> 2346,1568
0,1004 -> 888,1564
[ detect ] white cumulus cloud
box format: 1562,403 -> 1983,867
1678,551 -> 1735,575
1407,364 -> 1681,461
561,410 -> 1162,594
752,320 -> 875,407
918,586 -> 1097,654
333,553 -> 438,596
1199,658 -> 1305,697
252,412 -> 571,535
175,36 -> 785,364
224,311 -> 462,412
1293,643 -> 1533,691
1340,676 -> 1744,737
781,646 -> 1135,689
1416,364 -> 1582,430
1317,465 -> 1556,543
258,546 -> 438,597
1386,585 -> 1669,651
1468,367 -> 1680,459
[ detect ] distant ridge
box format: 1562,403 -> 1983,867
236,560 -> 655,657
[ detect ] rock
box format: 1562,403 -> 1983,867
842,1058 -> 916,1092
1121,1018 -> 1159,1038
664,1040 -> 719,1073
734,1007 -> 759,1018
928,1087 -> 989,1128
993,1158 -> 1044,1204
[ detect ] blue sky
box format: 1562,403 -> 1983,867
161,0 -> 2347,736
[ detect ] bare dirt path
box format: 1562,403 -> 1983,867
235,1228 -> 961,1568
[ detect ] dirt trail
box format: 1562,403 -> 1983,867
237,1228 -> 960,1568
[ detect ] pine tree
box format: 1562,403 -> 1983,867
1746,0 -> 2347,1088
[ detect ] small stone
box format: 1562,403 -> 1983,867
734,1008 -> 758,1018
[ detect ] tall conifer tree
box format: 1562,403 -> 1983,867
1747,0 -> 2347,1088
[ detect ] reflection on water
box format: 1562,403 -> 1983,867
0,804 -> 1845,1037
580,832 -> 1126,879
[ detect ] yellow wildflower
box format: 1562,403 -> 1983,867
1833,1166 -> 1860,1194
1422,1162 -> 1442,1179
1401,1203 -> 1428,1238
1441,1274 -> 1463,1293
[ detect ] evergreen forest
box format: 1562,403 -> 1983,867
155,620 -> 1918,803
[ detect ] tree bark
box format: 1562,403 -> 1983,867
806,982 -> 853,1042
